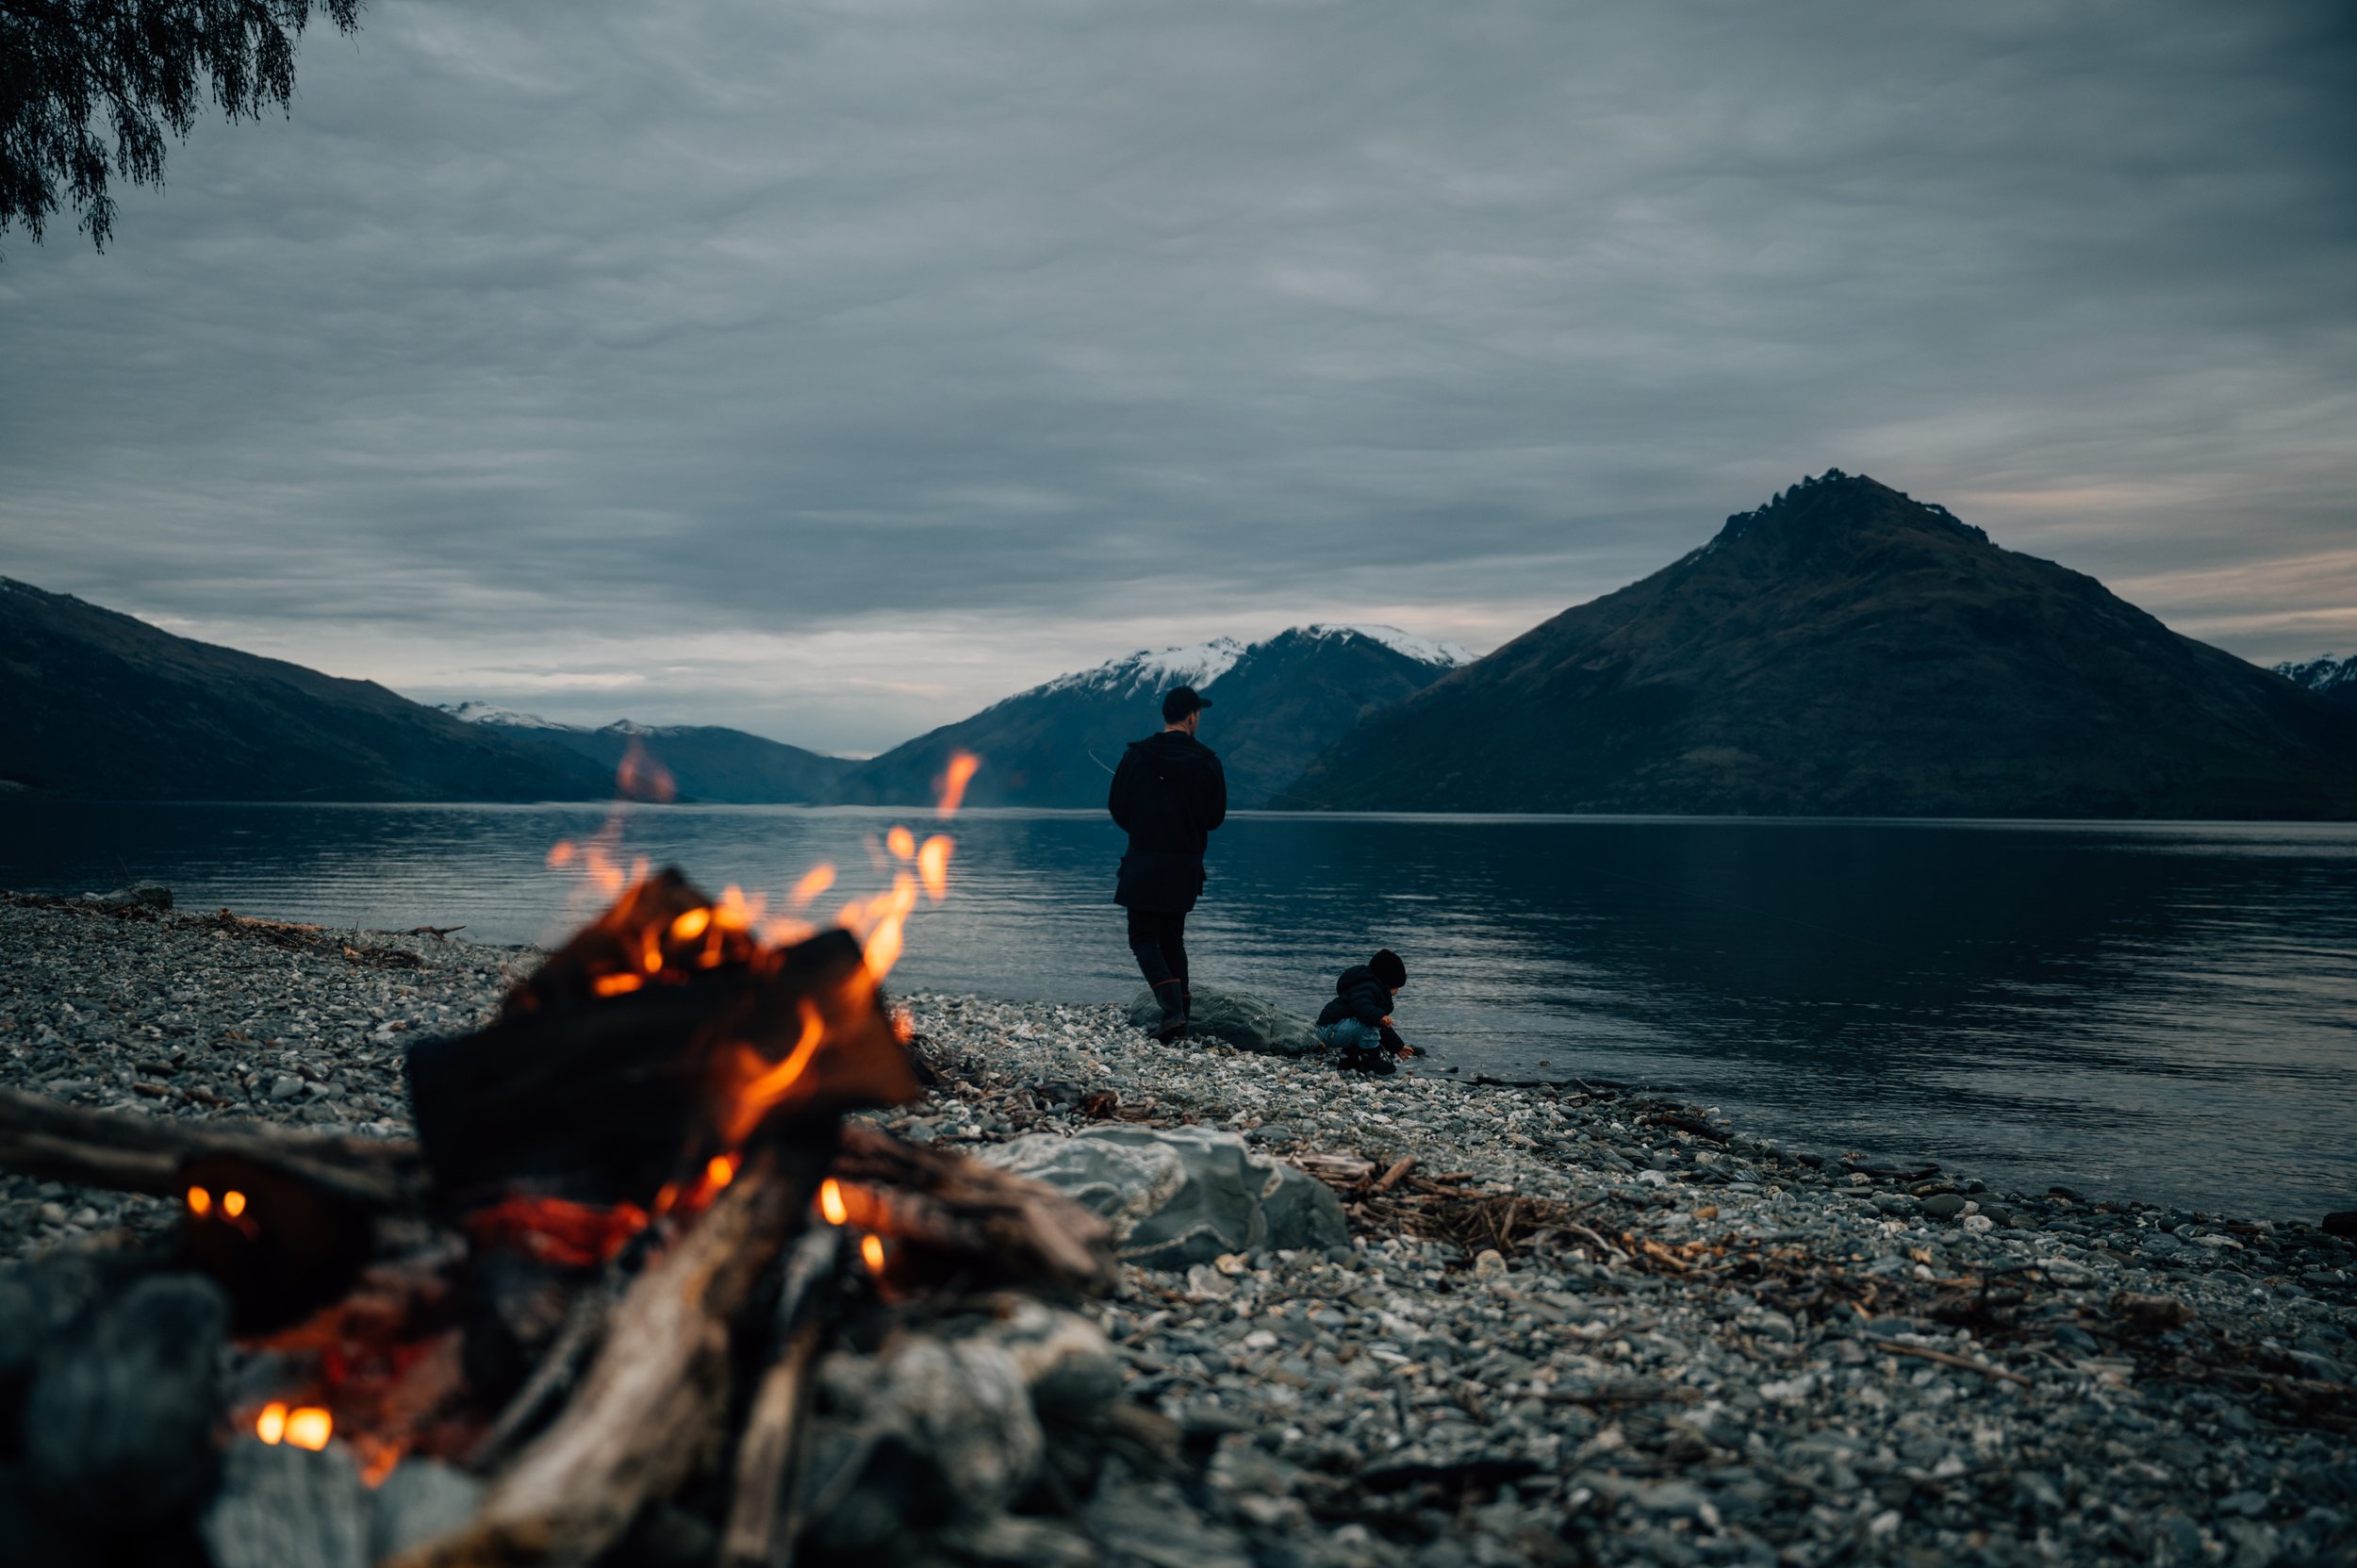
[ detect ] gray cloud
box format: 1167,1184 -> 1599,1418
4,0 -> 2352,751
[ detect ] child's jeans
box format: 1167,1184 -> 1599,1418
1317,1018 -> 1383,1052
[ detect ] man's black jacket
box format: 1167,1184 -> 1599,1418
1316,965 -> 1394,1029
1108,730 -> 1228,912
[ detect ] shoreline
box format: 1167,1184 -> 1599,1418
2,893 -> 2352,1565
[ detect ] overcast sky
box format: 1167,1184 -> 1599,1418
5,0 -> 2352,753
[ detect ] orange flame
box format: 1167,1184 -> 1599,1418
818,1179 -> 848,1225
861,1233 -> 886,1273
286,1408 -> 333,1450
616,737 -> 677,803
938,751 -> 981,815
547,840 -> 578,868
886,825 -> 916,861
223,1191 -> 247,1218
916,834 -> 952,902
670,907 -> 712,942
718,1002 -> 826,1146
593,972 -> 643,998
255,1401 -> 288,1444
787,864 -> 836,910
705,1153 -> 736,1191
187,1186 -> 211,1217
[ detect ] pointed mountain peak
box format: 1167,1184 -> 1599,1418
1710,469 -> 1988,551
1035,637 -> 1247,700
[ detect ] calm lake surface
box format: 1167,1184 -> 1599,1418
5,802 -> 2354,1221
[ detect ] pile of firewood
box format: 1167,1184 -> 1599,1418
0,870 -> 1135,1568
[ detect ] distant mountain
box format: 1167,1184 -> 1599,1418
841,626 -> 1469,808
2276,655 -> 2357,715
439,705 -> 853,804
0,580 -> 611,801
1279,472 -> 2357,818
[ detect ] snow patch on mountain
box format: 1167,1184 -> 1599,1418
438,701 -> 582,731
2276,654 -> 2353,692
1038,638 -> 1247,699
1296,624 -> 1473,668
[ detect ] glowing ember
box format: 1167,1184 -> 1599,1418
860,1233 -> 886,1273
285,1407 -> 334,1450
670,906 -> 712,942
593,973 -> 644,997
223,1190 -> 247,1218
462,1195 -> 651,1268
818,1178 -> 849,1225
187,1186 -> 210,1216
255,1400 -> 288,1444
705,1153 -> 736,1191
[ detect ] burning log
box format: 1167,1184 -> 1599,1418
404,874 -> 917,1209
389,1144 -> 824,1568
7,852 -> 1149,1568
827,1123 -> 1117,1296
0,1088 -> 422,1330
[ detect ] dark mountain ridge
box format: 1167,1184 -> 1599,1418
1279,472 -> 2357,818
839,626 -> 1466,809
0,580 -> 610,801
441,708 -> 854,804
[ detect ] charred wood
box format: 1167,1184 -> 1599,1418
405,927 -> 915,1209
391,1144 -> 826,1568
828,1122 -> 1116,1296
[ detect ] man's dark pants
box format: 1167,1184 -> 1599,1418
1126,907 -> 1189,998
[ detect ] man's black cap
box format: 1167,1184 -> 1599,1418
1162,685 -> 1212,722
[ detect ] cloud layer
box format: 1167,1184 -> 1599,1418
4,0 -> 2352,751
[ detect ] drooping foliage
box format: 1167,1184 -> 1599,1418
0,0 -> 362,252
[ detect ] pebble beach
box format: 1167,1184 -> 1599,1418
3,891 -> 2352,1567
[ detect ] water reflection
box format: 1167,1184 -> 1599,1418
2,803 -> 2351,1219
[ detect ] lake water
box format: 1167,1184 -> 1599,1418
5,801 -> 2354,1222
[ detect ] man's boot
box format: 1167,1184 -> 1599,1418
1150,981 -> 1188,1043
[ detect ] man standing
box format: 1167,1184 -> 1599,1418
1108,685 -> 1228,1042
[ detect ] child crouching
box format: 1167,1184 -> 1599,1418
1315,948 -> 1413,1075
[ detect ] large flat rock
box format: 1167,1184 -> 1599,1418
1123,985 -> 1321,1056
981,1125 -> 1347,1268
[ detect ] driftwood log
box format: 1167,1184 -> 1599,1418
0,1086 -> 418,1208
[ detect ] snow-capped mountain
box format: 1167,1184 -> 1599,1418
1037,638 -> 1247,701
437,701 -> 584,731
840,625 -> 1467,807
1297,624 -> 1474,668
2276,654 -> 2357,712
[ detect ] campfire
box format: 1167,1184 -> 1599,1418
0,756 -> 1149,1567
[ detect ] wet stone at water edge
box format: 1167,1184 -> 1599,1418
2,894 -> 2355,1566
